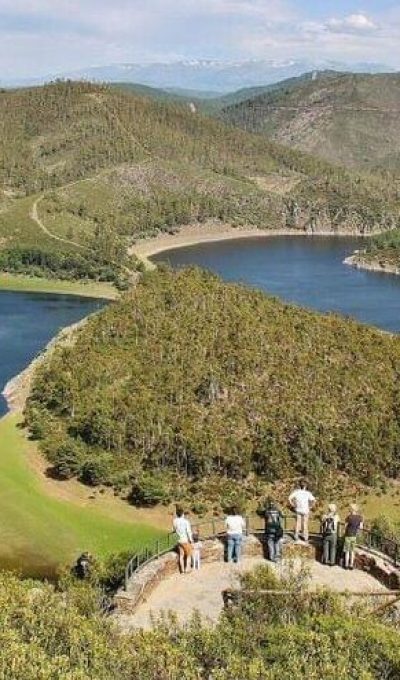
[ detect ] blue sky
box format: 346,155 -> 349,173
0,0 -> 399,78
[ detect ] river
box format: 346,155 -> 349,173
0,290 -> 106,417
152,236 -> 400,333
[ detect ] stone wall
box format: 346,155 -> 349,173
356,549 -> 400,590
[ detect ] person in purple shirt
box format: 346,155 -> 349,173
343,504 -> 364,570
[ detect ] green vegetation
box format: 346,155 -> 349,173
26,267 -> 400,510
1,80 -> 400,286
3,564 -> 400,679
0,414 -> 162,577
220,72 -> 400,171
0,245 -> 133,289
0,273 -> 118,298
354,228 -> 400,271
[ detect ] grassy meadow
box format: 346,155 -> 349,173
0,414 -> 164,577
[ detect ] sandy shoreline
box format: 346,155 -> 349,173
131,221 -> 367,266
344,254 -> 400,277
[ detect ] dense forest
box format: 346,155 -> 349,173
220,72 -> 400,171
26,267 -> 400,509
4,564 -> 400,679
1,80 -> 400,282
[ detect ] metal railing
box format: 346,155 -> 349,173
123,513 -> 400,591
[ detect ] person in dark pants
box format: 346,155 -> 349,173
320,504 -> 340,566
343,504 -> 364,570
265,500 -> 284,562
225,506 -> 246,563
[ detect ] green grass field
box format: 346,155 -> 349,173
0,415 -> 163,578
0,273 -> 118,299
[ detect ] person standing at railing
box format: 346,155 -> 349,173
173,506 -> 193,574
225,506 -> 246,563
343,504 -> 364,570
320,504 -> 340,566
288,480 -> 316,544
265,500 -> 284,562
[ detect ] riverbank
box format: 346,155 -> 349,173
2,315 -> 91,414
131,222 -> 368,268
0,272 -> 119,299
344,254 -> 400,276
0,292 -> 167,577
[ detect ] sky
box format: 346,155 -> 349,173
0,0 -> 399,79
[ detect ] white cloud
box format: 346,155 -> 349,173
0,1 -> 399,79
326,13 -> 378,34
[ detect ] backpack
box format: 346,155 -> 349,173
322,515 -> 336,536
265,510 -> 283,538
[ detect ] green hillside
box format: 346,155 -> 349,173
220,72 -> 400,171
1,80 -> 400,285
26,267 -> 400,510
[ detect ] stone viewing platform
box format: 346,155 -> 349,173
114,532 -> 400,632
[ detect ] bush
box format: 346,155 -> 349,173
129,474 -> 171,506
79,453 -> 114,486
49,438 -> 86,480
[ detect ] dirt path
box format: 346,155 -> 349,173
118,556 -> 388,631
30,193 -> 86,250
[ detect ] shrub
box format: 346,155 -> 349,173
129,474 -> 171,506
79,453 -> 114,486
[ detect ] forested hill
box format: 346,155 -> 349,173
220,72 -> 400,171
1,80 -> 400,285
27,267 -> 400,509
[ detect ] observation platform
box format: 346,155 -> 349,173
114,515 -> 400,632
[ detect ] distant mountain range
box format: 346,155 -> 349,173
1,59 -> 394,92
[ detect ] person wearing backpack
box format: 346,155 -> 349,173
320,503 -> 340,566
265,500 -> 284,562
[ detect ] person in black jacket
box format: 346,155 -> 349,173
265,500 -> 284,562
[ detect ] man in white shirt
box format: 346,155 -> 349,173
172,506 -> 193,573
225,506 -> 246,563
288,480 -> 316,543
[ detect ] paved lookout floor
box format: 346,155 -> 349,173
117,556 -> 388,632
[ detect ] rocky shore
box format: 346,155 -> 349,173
344,254 -> 400,276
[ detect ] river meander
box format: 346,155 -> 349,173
1,237 -> 400,577
152,236 -> 400,333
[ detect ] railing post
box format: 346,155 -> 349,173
124,565 -> 129,591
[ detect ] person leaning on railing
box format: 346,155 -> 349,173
288,480 -> 316,544
343,504 -> 364,570
264,500 -> 284,563
172,506 -> 193,574
225,506 -> 246,563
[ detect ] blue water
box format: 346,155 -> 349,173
152,236 -> 400,333
0,291 -> 106,417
